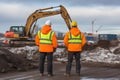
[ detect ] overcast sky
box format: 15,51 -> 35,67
0,0 -> 120,34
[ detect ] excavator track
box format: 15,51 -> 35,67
9,40 -> 35,47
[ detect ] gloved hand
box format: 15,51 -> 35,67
53,48 -> 56,52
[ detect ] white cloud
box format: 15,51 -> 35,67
0,3 -> 35,19
71,6 -> 120,17
0,2 -> 120,34
66,6 -> 120,34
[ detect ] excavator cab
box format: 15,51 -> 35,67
5,26 -> 25,38
10,26 -> 25,37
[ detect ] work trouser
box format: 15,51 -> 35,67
66,51 -> 81,74
39,52 -> 53,74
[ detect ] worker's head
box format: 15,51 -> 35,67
71,21 -> 77,27
45,20 -> 52,26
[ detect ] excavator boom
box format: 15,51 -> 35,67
25,5 -> 72,37
4,5 -> 72,46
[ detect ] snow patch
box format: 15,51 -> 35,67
8,45 -> 120,64
9,46 -> 38,60
81,47 -> 120,64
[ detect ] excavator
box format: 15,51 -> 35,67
4,5 -> 72,46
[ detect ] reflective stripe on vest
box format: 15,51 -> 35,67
68,32 -> 82,44
38,31 -> 54,44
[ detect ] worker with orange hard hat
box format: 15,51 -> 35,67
35,20 -> 58,77
64,21 -> 86,76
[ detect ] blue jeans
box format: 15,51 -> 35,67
39,52 -> 53,74
66,51 -> 81,74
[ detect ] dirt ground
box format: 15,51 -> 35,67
0,62 -> 120,80
0,38 -> 120,80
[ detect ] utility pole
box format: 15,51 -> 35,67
91,19 -> 96,34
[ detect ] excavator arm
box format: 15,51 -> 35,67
4,5 -> 72,46
25,5 -> 72,37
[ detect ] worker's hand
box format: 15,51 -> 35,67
53,48 -> 56,52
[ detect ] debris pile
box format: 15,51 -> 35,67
97,40 -> 110,49
81,47 -> 120,64
0,37 -> 120,73
53,48 -> 68,62
83,44 -> 97,51
113,48 -> 120,54
9,46 -> 38,60
0,47 -> 36,73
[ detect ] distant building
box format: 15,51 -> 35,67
55,31 -> 65,40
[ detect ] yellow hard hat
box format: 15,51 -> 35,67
71,21 -> 77,27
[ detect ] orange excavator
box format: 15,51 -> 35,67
4,5 -> 72,46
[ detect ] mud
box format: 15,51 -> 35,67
0,63 -> 120,80
0,47 -> 35,73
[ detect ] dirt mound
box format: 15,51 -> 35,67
113,48 -> 120,54
83,44 -> 97,51
97,40 -> 110,49
0,47 -> 35,73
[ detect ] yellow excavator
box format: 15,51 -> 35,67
4,5 -> 72,46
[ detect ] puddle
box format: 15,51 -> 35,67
81,77 -> 120,80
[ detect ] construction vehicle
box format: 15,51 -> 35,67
4,5 -> 72,46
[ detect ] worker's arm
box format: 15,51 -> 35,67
35,34 -> 39,46
52,33 -> 58,48
81,32 -> 87,47
64,32 -> 69,47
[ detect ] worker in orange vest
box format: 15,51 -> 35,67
35,20 -> 58,77
64,21 -> 86,76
